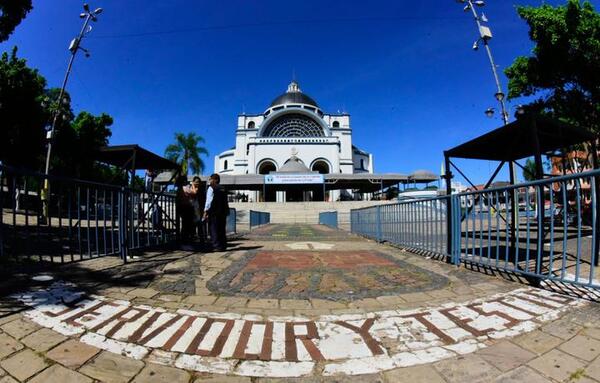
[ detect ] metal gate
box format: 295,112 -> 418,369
0,164 -> 178,263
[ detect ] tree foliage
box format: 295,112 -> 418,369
0,0 -> 32,42
505,0 -> 600,133
0,47 -> 47,168
52,111 -> 114,181
523,158 -> 538,181
0,47 -> 118,183
165,132 -> 209,175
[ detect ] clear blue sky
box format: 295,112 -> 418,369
3,0 -> 598,185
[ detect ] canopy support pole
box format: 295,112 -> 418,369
444,152 -> 454,263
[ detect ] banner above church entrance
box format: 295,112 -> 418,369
265,174 -> 324,184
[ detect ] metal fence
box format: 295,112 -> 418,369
0,164 -> 178,263
351,169 -> 600,290
226,208 -> 236,234
351,198 -> 448,257
452,170 -> 600,289
249,210 -> 270,229
318,211 -> 338,228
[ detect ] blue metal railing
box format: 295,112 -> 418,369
351,197 -> 448,257
351,169 -> 600,289
0,164 -> 178,263
452,169 -> 600,289
249,210 -> 270,229
226,208 -> 236,234
319,211 -> 338,228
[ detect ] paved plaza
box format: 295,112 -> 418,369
1,224 -> 600,382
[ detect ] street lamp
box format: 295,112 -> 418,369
41,3 -> 102,222
456,0 -> 510,125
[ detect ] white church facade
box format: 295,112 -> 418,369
214,81 -> 375,202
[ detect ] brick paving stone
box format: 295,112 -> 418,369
21,327 -> 67,352
541,318 -> 582,340
375,295 -> 406,306
528,349 -> 586,382
0,376 -> 17,383
132,364 -> 190,383
584,356 -> 600,381
0,318 -> 40,339
29,364 -> 92,383
310,299 -> 346,309
183,295 -> 218,305
0,333 -> 23,359
47,339 -> 100,368
398,292 -> 431,303
348,298 -> 383,309
476,340 -> 536,372
156,294 -> 183,303
434,354 -> 502,383
559,335 -> 600,361
279,299 -> 312,310
128,288 -> 159,299
583,326 -> 600,341
0,349 -> 49,381
513,330 -> 564,355
322,374 -> 384,383
493,366 -> 552,383
214,297 -> 249,308
79,351 -> 144,383
194,374 -> 252,382
246,299 -> 279,309
294,309 -> 331,317
426,289 -> 457,299
383,365 -> 445,383
0,315 -> 20,327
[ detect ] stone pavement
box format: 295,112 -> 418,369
0,224 -> 599,382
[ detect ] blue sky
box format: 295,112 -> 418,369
3,0 -> 598,185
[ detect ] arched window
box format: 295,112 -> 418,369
258,161 -> 277,174
312,160 -> 330,174
262,113 -> 324,137
224,160 -> 228,170
360,159 -> 365,169
248,121 -> 255,129
332,121 -> 340,128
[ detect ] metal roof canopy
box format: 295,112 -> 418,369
96,145 -> 180,171
445,115 -> 595,162
442,114 -> 600,271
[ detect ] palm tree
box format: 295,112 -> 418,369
164,132 -> 209,175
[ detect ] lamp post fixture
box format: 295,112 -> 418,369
42,3 -> 102,221
457,0 -> 510,125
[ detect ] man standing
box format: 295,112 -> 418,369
203,173 -> 229,251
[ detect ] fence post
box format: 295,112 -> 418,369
451,195 -> 459,265
376,205 -> 382,242
118,187 -> 128,263
446,195 -> 454,264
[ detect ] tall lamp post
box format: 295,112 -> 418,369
42,3 -> 102,221
456,0 -> 521,262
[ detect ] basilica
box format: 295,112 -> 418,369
214,81 -> 377,202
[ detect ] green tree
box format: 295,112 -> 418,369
0,47 -> 47,169
0,0 -> 33,42
523,158 -> 538,181
164,132 -> 208,175
505,0 -> 600,133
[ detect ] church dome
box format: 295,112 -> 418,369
269,81 -> 318,107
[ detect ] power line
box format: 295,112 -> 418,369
90,15 -> 464,39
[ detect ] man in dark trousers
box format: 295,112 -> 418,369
203,173 -> 229,251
